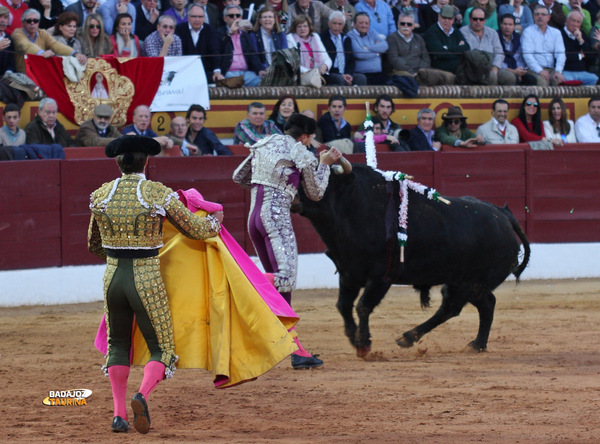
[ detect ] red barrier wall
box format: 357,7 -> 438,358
2,148 -> 600,271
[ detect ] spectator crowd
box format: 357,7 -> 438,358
1,92 -> 599,159
0,0 -> 598,87
0,0 -> 599,157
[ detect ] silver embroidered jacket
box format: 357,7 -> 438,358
232,134 -> 330,200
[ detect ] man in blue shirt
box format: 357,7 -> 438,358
354,0 -> 396,36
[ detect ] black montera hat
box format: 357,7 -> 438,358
105,135 -> 161,158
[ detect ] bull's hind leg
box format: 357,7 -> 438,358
336,278 -> 362,349
397,284 -> 468,348
467,292 -> 496,352
355,279 -> 392,358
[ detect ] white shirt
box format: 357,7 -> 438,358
574,113 -> 600,142
521,24 -> 566,73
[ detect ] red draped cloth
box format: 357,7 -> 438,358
25,55 -> 164,124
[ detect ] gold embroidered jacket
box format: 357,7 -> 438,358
88,174 -> 220,260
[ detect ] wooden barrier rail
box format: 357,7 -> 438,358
2,148 -> 600,271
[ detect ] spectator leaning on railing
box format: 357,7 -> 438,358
475,99 -> 520,144
12,8 -> 87,73
183,104 -> 232,156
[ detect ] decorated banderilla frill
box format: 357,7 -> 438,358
363,102 -> 451,262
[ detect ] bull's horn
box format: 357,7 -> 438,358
334,156 -> 352,174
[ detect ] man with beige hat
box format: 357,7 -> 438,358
75,104 -> 121,147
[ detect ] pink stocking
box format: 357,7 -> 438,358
292,334 -> 312,358
108,365 -> 130,420
139,361 -> 165,399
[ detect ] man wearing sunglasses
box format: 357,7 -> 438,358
215,5 -> 265,86
142,14 -> 182,56
459,7 -> 516,85
386,13 -> 452,86
574,96 -> 600,142
354,0 -> 396,36
521,4 -> 565,86
12,8 -> 87,73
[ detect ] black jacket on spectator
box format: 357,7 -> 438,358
135,4 -> 159,41
320,30 -> 357,76
216,27 -> 262,75
407,127 -> 435,151
560,28 -> 595,72
318,111 -> 351,143
29,0 -> 64,30
176,22 -> 221,80
24,115 -> 75,147
64,1 -> 86,24
0,38 -> 16,76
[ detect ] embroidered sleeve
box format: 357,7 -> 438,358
165,198 -> 221,240
87,214 -> 106,261
232,151 -> 254,188
293,145 -> 330,201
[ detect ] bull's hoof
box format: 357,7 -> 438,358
466,341 -> 487,353
356,345 -> 371,358
396,332 -> 416,348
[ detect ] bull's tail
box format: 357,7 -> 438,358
502,205 -> 530,281
414,285 -> 431,309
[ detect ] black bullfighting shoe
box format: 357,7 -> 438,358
291,354 -> 324,369
131,392 -> 151,434
111,416 -> 130,433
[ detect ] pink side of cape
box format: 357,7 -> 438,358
93,189 -> 297,356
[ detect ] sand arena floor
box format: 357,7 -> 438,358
1,279 -> 599,443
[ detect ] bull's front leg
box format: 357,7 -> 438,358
355,279 -> 392,358
336,277 -> 361,349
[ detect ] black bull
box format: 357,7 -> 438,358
296,164 -> 531,357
